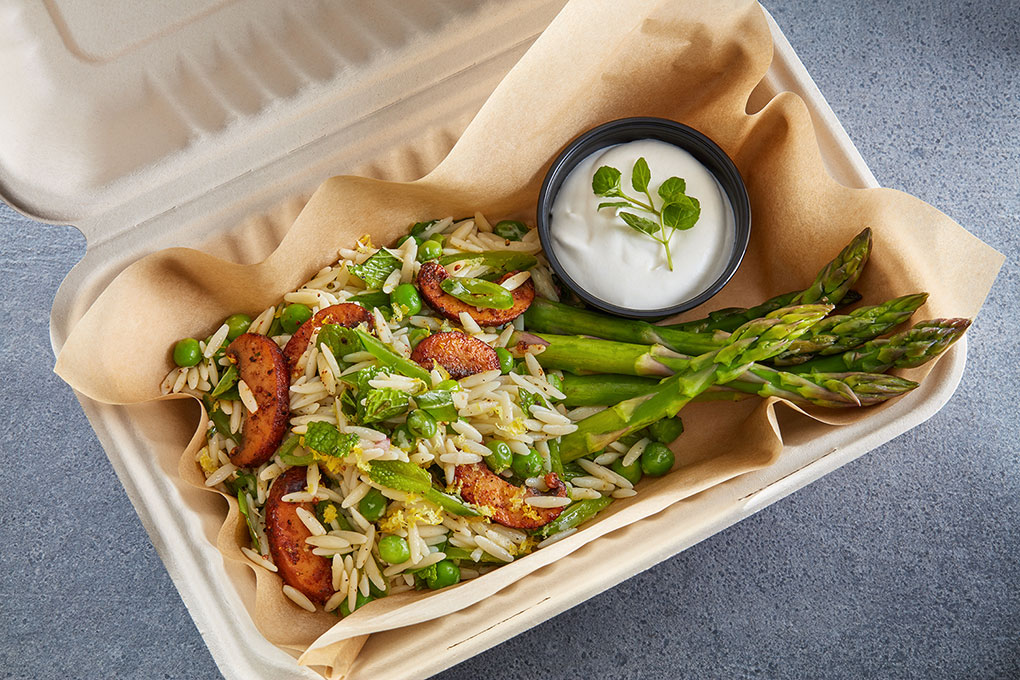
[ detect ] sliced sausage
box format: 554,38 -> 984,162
454,463 -> 567,529
283,303 -> 371,378
265,466 -> 333,605
416,261 -> 534,326
410,331 -> 500,379
225,333 -> 290,468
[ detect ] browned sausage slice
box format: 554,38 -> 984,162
283,303 -> 371,378
416,261 -> 535,326
410,331 -> 500,379
454,463 -> 567,529
265,466 -> 333,605
225,333 -> 290,468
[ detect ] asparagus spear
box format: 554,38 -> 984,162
665,227 -> 873,333
522,298 -> 726,355
560,371 -> 919,409
785,318 -> 971,374
518,291 -> 925,364
771,293 -> 929,365
558,304 -> 832,462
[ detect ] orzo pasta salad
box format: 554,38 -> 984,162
161,215 -> 649,614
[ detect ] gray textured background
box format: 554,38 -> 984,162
1,1 -> 1017,678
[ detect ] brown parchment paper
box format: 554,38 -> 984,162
55,0 -> 1003,677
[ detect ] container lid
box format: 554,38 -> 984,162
0,0 -> 568,239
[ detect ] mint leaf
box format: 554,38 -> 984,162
657,177 -> 687,203
361,387 -> 410,423
304,421 -> 358,458
317,324 -> 361,363
592,166 -> 622,196
414,390 -> 459,422
348,248 -> 401,289
596,201 -> 631,211
618,211 -> 661,236
631,157 -> 650,193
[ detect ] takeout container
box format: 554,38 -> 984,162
0,2 -> 990,678
536,117 -> 751,317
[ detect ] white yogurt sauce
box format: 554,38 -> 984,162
549,139 -> 735,311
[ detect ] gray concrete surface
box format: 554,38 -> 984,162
1,1 -> 1017,678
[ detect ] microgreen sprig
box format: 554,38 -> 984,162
592,157 -> 701,271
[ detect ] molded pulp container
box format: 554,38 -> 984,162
0,2 -> 965,678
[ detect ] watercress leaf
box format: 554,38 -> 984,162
657,176 -> 687,203
361,387 -> 411,423
618,211 -> 661,236
662,196 -> 702,231
348,249 -> 402,289
596,201 -> 632,211
349,291 -> 392,312
591,166 -> 622,196
631,157 -> 651,193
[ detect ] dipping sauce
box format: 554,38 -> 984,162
549,138 -> 735,311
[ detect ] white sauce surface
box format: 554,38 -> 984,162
549,139 -> 735,311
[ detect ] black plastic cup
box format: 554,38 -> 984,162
536,117 -> 751,319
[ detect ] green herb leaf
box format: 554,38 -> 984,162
657,176 -> 687,203
414,390 -> 459,422
592,165 -> 622,196
236,491 -> 261,547
631,157 -> 650,193
304,421 -> 358,459
349,291 -> 392,312
618,211 -> 661,236
348,249 -> 402,289
317,324 -> 361,363
209,364 -> 239,399
596,201 -> 632,211
368,460 -> 479,516
361,387 -> 410,424
439,277 -> 515,310
662,197 -> 701,231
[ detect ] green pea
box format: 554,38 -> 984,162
611,458 -> 643,485
495,347 -> 514,374
417,239 -> 443,262
280,303 -> 313,334
407,409 -> 438,439
339,591 -> 373,617
647,417 -> 684,444
173,338 -> 202,367
640,442 -> 675,477
223,313 -> 252,341
358,488 -> 388,522
493,220 -> 529,241
379,535 -> 410,564
390,283 -> 422,316
485,441 -> 513,474
435,379 -> 461,392
511,448 -> 544,479
426,559 -> 461,590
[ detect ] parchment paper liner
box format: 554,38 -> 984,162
54,0 -> 1003,677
